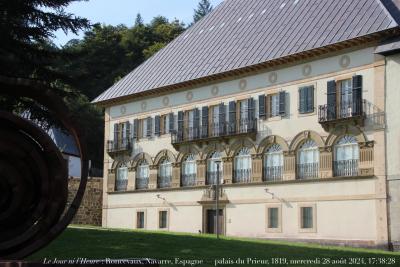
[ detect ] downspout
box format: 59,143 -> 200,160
383,56 -> 393,251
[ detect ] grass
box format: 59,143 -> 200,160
29,225 -> 400,266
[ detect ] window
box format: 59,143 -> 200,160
186,109 -> 200,140
264,92 -> 286,118
155,114 -> 170,136
136,160 -> 149,190
340,79 -> 352,105
159,210 -> 168,229
299,206 -> 316,232
299,85 -> 314,114
266,205 -> 282,232
270,94 -> 280,117
297,140 -> 319,179
138,117 -> 152,138
158,158 -> 172,188
334,135 -> 359,177
268,208 -> 279,228
234,147 -> 252,183
324,76 -> 363,122
207,152 -> 223,185
136,211 -> 145,229
112,122 -> 131,151
161,114 -> 169,135
239,100 -> 248,123
238,99 -> 255,133
264,144 -> 283,181
115,166 -> 128,191
211,105 -> 220,136
182,154 -> 197,187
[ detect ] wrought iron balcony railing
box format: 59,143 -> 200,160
206,171 -> 223,185
264,166 -> 283,181
181,173 -> 197,187
107,138 -> 132,154
115,178 -> 128,192
135,176 -> 149,190
157,176 -> 172,188
172,119 -> 257,145
233,169 -> 252,183
333,159 -> 359,177
318,100 -> 366,124
297,163 -> 319,180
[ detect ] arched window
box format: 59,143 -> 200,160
207,152 -> 223,185
182,154 -> 197,187
297,140 -> 319,179
115,164 -> 128,191
136,160 -> 149,190
264,144 -> 283,181
334,135 -> 359,177
158,158 -> 172,188
234,147 -> 252,183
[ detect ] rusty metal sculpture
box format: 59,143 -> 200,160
0,76 -> 89,260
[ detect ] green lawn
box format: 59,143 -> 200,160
29,226 -> 400,267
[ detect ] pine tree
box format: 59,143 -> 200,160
134,13 -> 144,27
193,0 -> 213,24
0,0 -> 90,80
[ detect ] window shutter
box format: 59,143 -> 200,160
279,91 -> 286,116
178,111 -> 184,125
219,103 -> 226,134
298,87 -> 304,113
307,86 -> 314,112
155,115 -> 161,136
352,75 -> 363,116
201,106 -> 209,138
248,98 -> 255,121
228,101 -> 236,134
169,113 -> 174,133
194,108 -> 200,138
160,115 -> 165,135
146,117 -> 152,137
133,119 -> 139,139
327,80 -> 337,120
124,121 -> 131,142
258,94 -> 266,119
113,123 -> 118,143
265,95 -> 271,118
177,111 -> 184,141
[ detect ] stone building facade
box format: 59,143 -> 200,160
93,0 -> 400,249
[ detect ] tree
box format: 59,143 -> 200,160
193,0 -> 213,24
134,13 -> 144,27
0,0 -> 90,80
0,0 -> 104,162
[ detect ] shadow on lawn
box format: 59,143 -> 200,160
29,227 -> 400,267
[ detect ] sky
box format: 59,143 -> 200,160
54,0 -> 224,46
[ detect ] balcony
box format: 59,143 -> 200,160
115,178 -> 128,192
333,159 -> 359,177
264,166 -> 283,182
233,169 -> 252,183
157,175 -> 172,189
297,163 -> 319,180
106,138 -> 132,156
181,174 -> 197,187
318,100 -> 366,130
171,119 -> 257,147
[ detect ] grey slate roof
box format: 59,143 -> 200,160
93,0 -> 399,104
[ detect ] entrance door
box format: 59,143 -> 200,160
206,209 -> 224,234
